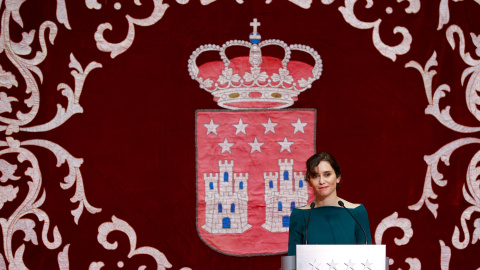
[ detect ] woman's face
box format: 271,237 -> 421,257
308,160 -> 341,200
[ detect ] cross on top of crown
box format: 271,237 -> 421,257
249,18 -> 261,44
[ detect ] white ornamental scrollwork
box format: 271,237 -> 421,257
338,0 -> 415,62
437,0 -> 480,30
94,0 -> 169,58
0,0 -> 101,135
0,17 -> 57,134
0,136 -> 102,269
374,212 -> 420,270
403,21 -> 480,268
408,138 -> 480,218
89,216 -> 194,270
406,25 -> 480,133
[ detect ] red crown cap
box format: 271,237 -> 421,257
188,21 -> 322,110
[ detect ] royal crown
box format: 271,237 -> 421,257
188,19 -> 323,110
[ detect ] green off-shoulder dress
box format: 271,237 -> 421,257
287,204 -> 373,256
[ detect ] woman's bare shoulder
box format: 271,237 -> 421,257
298,204 -> 311,209
338,198 -> 361,209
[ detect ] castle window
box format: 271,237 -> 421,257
218,203 -> 223,213
222,217 -> 231,229
282,216 -> 290,227
231,203 -> 235,213
224,172 -> 228,182
269,181 -> 273,188
278,202 -> 283,211
209,182 -> 213,190
299,180 -> 303,188
284,171 -> 289,180
239,182 -> 243,189
291,202 -> 295,211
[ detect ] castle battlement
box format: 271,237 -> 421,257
203,159 -> 251,234
262,158 -> 309,233
219,160 -> 234,167
234,172 -> 249,179
278,159 -> 294,167
264,172 -> 279,179
294,172 -> 304,179
204,172 -> 219,179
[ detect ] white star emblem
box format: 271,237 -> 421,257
233,118 -> 249,135
291,118 -> 307,134
277,137 -> 294,153
248,136 -> 264,153
309,259 -> 321,270
218,138 -> 235,154
204,119 -> 220,135
344,259 -> 355,270
261,117 -> 278,134
362,259 -> 373,270
327,259 -> 338,270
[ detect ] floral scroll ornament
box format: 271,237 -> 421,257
89,216 -> 177,270
0,0 -> 105,266
374,212 -> 420,269
93,0 -> 169,59
402,24 -> 480,268
1,0 -> 193,269
338,0 -> 414,62
0,137 -> 101,269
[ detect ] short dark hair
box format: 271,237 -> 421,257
305,152 -> 342,189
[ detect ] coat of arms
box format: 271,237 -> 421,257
190,19 -> 322,255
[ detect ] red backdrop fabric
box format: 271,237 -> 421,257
1,0 -> 480,269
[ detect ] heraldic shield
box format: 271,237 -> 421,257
191,19 -> 322,255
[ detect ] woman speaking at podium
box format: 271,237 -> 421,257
287,152 -> 373,256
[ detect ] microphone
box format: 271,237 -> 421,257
338,201 -> 368,245
305,202 -> 315,244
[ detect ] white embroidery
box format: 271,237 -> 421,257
57,244 -> 70,270
277,137 -> 294,153
203,161 -> 251,234
338,0 -> 413,62
291,118 -> 307,134
406,51 -> 480,133
204,119 -> 220,135
439,240 -> 451,270
262,159 -> 307,232
248,136 -> 264,153
86,0 -> 102,10
94,0 -> 169,58
90,216 -> 172,269
437,0 -> 469,30
0,15 -> 58,134
233,118 -> 249,135
218,138 -> 235,154
374,212 -> 413,246
0,185 -> 19,209
261,118 -> 278,134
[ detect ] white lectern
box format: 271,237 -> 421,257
282,245 -> 387,270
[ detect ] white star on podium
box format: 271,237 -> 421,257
218,138 -> 234,153
261,117 -> 278,134
233,118 -> 248,135
308,259 -> 321,270
327,259 -> 338,270
248,136 -> 264,153
277,137 -> 294,153
204,119 -> 220,135
344,259 -> 355,269
291,118 -> 307,134
362,259 -> 373,270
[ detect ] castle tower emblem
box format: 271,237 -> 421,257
193,19 -> 319,255
262,159 -> 308,232
202,160 -> 252,233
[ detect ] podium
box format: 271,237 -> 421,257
281,245 -> 387,270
